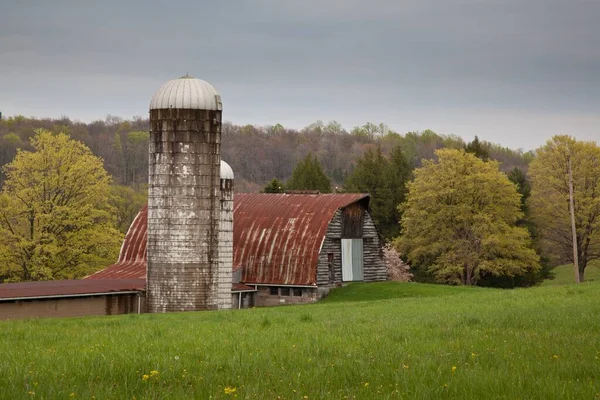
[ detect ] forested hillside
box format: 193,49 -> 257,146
0,116 -> 533,192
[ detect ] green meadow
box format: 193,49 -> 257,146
1,281 -> 600,399
543,260 -> 600,286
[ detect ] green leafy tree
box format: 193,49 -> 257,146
109,184 -> 148,233
464,135 -> 489,161
397,149 -> 540,286
263,178 -> 285,193
344,145 -> 411,239
0,129 -> 123,282
125,131 -> 149,186
286,153 -> 331,193
528,135 -> 600,282
478,167 -> 551,287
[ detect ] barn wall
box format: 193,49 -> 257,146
253,286 -> 318,307
231,292 -> 256,309
317,209 -> 386,287
362,214 -> 387,281
0,294 -> 144,320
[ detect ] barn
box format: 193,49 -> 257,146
86,192 -> 386,307
232,193 -> 386,306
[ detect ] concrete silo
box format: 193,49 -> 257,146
219,160 -> 234,306
147,75 -> 231,312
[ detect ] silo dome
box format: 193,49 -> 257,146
220,160 -> 234,180
149,75 -> 222,110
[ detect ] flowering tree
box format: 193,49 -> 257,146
382,243 -> 412,282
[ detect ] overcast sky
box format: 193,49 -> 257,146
1,0 -> 598,150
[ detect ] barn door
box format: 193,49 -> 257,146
341,239 -> 364,281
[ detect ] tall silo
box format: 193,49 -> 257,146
147,75 -> 229,312
219,160 -> 234,308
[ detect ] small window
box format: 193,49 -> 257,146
280,287 -> 290,296
269,287 -> 278,296
292,288 -> 303,297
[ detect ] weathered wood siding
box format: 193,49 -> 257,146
316,208 -> 386,286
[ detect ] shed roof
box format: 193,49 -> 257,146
0,279 -> 145,301
87,193 -> 370,286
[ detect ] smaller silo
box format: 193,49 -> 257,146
217,160 -> 234,309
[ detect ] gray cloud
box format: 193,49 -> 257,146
0,0 -> 598,149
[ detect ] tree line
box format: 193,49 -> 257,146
0,116 -> 532,191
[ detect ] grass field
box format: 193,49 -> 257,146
542,260 -> 600,286
2,282 -> 600,399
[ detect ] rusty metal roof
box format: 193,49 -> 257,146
235,193 -> 369,285
231,283 -> 257,292
87,206 -> 147,280
87,193 -> 369,286
0,279 -> 145,301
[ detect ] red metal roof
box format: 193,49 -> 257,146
232,283 -> 257,292
87,207 -> 147,279
87,193 -> 369,286
0,279 -> 145,301
234,193 -> 368,285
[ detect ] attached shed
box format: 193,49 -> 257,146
0,279 -> 145,320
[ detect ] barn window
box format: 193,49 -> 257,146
280,287 -> 291,296
292,288 -> 303,297
269,287 -> 278,296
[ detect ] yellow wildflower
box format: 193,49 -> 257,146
150,370 -> 159,376
224,386 -> 237,395
142,375 -> 149,381
451,366 -> 457,373
364,382 -> 369,387
552,355 -> 559,360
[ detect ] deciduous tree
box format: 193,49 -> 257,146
0,129 -> 123,282
528,135 -> 600,282
397,149 -> 539,285
109,184 -> 148,233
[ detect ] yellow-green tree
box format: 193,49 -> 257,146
397,149 -> 540,285
528,135 -> 600,282
109,184 -> 148,233
0,129 -> 123,282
